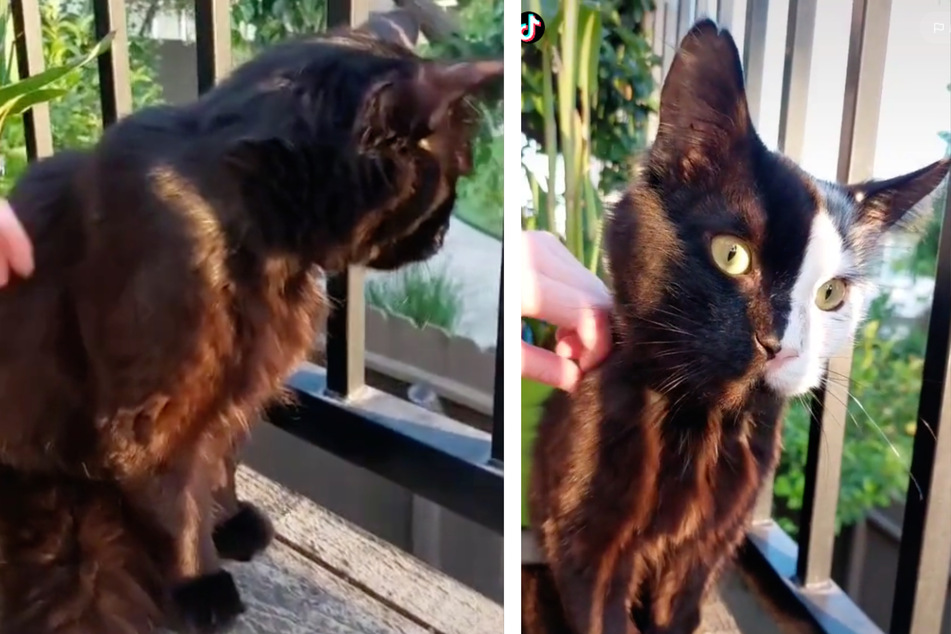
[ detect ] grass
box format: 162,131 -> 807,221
365,264 -> 465,333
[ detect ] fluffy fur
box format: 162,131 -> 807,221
0,20 -> 500,634
523,20 -> 948,634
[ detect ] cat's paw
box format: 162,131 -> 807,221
213,502 -> 274,562
172,570 -> 246,633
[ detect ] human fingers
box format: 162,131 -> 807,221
522,273 -> 612,363
521,341 -> 581,392
0,256 -> 9,288
522,231 -> 610,301
555,329 -> 610,372
0,199 -> 34,278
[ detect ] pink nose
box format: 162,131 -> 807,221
767,347 -> 799,368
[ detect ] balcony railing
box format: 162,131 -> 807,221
8,0 -> 503,536
652,1 -> 950,633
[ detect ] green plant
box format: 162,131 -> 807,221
365,265 -> 464,333
455,127 -> 504,238
522,0 -> 657,195
1,1 -> 160,193
0,2 -> 112,184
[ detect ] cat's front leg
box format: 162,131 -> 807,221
124,454 -> 246,633
548,551 -> 643,634
211,450 -> 274,562
642,558 -> 714,634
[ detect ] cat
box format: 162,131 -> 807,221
523,19 -> 948,634
0,16 -> 501,634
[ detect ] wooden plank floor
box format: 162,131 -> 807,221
229,466 -> 503,634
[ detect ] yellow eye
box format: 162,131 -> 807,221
710,235 -> 752,276
815,278 -> 849,311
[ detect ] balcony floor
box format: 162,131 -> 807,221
189,466 -> 503,634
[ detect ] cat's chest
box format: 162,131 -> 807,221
223,263 -> 328,408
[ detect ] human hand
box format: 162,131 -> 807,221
521,230 -> 612,391
0,198 -> 34,287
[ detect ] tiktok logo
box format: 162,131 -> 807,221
521,11 -> 545,44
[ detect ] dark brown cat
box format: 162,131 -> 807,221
0,18 -> 501,634
523,20 -> 948,634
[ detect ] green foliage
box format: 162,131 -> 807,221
522,0 -> 658,195
230,0 -> 326,59
455,127 -> 504,238
0,2 -> 113,186
365,265 -> 464,333
1,1 -> 160,193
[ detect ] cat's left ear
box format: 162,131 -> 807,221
848,158 -> 950,229
363,60 -> 503,140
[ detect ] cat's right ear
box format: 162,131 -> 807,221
651,19 -> 753,183
360,60 -> 503,143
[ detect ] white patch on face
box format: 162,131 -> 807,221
764,208 -> 868,396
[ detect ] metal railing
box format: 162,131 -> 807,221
653,1 -> 950,633
8,0 -> 503,535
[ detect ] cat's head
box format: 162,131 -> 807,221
213,16 -> 502,271
606,20 -> 948,406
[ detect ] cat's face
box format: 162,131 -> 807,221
606,20 -> 948,405
217,23 -> 501,271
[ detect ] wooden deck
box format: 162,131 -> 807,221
222,466 -> 503,634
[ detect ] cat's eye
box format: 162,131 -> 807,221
815,278 -> 849,311
710,235 -> 752,276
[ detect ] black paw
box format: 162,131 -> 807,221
213,502 -> 274,562
172,570 -> 245,633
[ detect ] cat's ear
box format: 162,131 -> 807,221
354,9 -> 420,49
848,158 -> 950,230
362,60 -> 503,140
651,19 -> 753,183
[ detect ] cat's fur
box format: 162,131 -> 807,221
523,20 -> 949,634
0,19 -> 501,634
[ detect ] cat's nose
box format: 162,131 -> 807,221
755,334 -> 782,360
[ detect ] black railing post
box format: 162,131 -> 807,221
91,0 -> 132,126
890,187 -> 951,634
796,0 -> 892,588
327,0 -> 369,29
195,0 -> 232,94
491,262 -> 503,464
326,270 -> 366,399
9,0 -> 53,160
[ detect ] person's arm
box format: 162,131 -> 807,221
0,199 -> 35,287
521,230 -> 612,391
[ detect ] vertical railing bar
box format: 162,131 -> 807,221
890,185 -> 951,634
491,262 -> 503,463
717,0 -> 735,31
696,0 -> 713,20
9,0 -> 52,160
324,0 -> 369,400
91,0 -> 132,127
326,270 -> 366,399
662,0 -> 679,78
796,0 -> 892,588
646,1 -> 666,142
776,0 -> 817,162
327,0 -> 369,29
741,0 -> 768,129
677,0 -> 693,39
194,0 -> 232,95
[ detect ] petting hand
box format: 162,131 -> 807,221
521,230 -> 612,391
0,198 -> 34,287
